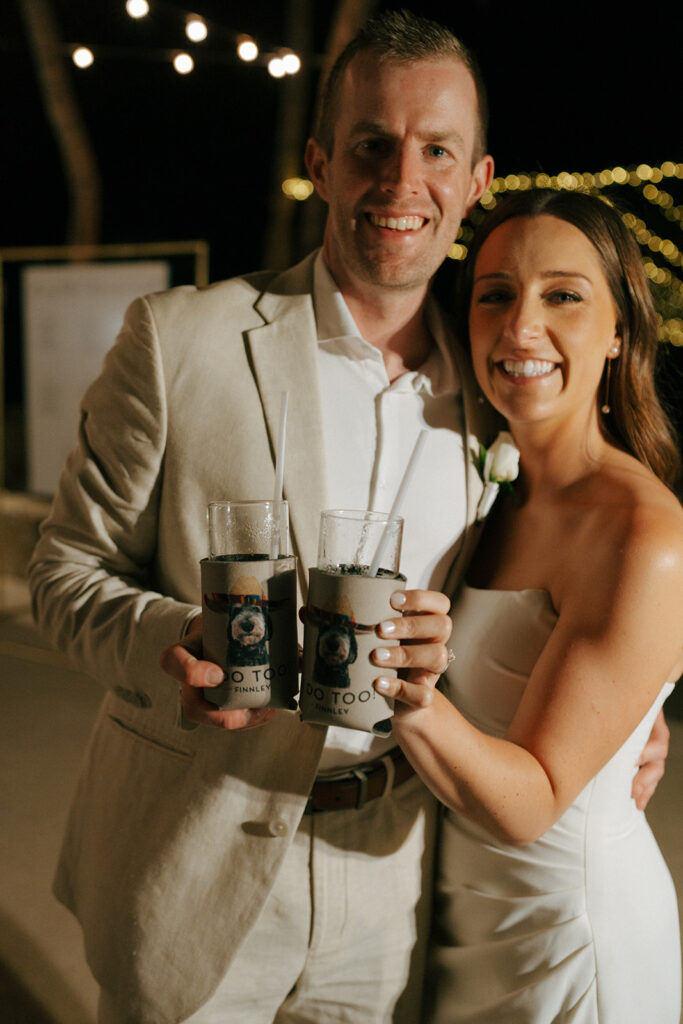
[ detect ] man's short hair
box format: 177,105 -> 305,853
315,9 -> 489,165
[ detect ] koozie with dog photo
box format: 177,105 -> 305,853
201,557 -> 299,709
299,567 -> 406,734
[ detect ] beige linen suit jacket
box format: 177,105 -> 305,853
29,251 -> 499,1022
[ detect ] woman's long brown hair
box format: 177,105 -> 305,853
458,189 -> 681,491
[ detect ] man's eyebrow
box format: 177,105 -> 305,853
473,270 -> 593,284
349,120 -> 392,137
349,120 -> 466,152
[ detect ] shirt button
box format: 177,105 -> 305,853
268,819 -> 289,837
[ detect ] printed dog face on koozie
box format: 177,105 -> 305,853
228,601 -> 272,666
314,620 -> 358,689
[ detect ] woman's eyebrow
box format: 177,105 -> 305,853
473,270 -> 592,284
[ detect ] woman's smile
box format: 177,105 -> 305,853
469,214 -> 622,426
498,358 -> 558,379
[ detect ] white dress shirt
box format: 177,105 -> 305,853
313,253 -> 468,769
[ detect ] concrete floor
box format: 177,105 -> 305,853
1,585 -> 682,1024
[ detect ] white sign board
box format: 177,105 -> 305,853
22,261 -> 169,494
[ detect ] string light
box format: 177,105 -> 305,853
126,0 -> 149,18
119,3 -> 298,76
236,35 -> 258,62
281,51 -> 301,75
267,57 -> 286,78
451,160 -> 683,344
267,51 -> 302,77
185,15 -> 208,43
447,243 -> 467,261
173,51 -> 194,74
282,177 -> 314,201
72,46 -> 94,69
61,19 -> 681,340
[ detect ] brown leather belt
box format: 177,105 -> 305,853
304,746 -> 415,814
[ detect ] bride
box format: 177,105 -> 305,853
374,189 -> 682,1022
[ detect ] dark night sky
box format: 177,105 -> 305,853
3,0 -> 681,280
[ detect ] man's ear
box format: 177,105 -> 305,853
465,154 -> 494,217
305,137 -> 330,203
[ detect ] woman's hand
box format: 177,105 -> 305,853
371,589 -> 452,711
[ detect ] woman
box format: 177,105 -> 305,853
374,189 -> 683,1022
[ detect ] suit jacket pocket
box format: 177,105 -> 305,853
105,712 -> 194,763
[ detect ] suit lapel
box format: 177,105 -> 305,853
244,261 -> 501,602
245,258 -> 328,597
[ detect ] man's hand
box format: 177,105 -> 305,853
632,708 -> 669,810
160,616 -> 276,730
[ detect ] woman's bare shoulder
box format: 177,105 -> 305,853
597,451 -> 681,539
561,453 -> 682,601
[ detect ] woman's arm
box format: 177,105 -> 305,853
375,511 -> 683,845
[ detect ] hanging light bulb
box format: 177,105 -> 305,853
268,57 -> 286,78
281,51 -> 301,75
72,46 -> 94,69
282,177 -> 314,200
126,0 -> 149,19
237,35 -> 258,62
186,15 -> 207,43
173,51 -> 194,74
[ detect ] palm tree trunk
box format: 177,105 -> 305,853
18,0 -> 101,247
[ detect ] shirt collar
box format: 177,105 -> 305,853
313,251 -> 461,396
313,252 -> 364,342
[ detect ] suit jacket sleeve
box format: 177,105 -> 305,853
28,294 -> 198,692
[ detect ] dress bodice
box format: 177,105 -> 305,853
443,584 -> 674,836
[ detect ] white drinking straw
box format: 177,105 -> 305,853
271,391 -> 289,559
273,391 -> 289,503
368,429 -> 428,577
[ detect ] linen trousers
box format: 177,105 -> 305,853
98,773 -> 437,1024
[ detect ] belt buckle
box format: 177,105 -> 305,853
350,751 -> 396,810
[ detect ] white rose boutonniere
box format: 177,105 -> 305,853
475,431 -> 520,522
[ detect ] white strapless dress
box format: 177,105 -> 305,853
428,585 -> 681,1024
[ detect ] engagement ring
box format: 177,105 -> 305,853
440,648 -> 456,673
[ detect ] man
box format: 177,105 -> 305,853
28,11 -> 668,1024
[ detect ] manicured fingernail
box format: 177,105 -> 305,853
206,667 -> 224,685
374,647 -> 391,662
380,619 -> 396,635
375,678 -> 391,692
391,591 -> 407,608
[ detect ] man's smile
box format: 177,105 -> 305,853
367,213 -> 427,231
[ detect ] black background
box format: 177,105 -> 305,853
3,0 -> 681,280
2,0 -> 681,487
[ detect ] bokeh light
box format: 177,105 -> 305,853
126,0 -> 149,18
72,46 -> 94,69
281,52 -> 301,75
173,52 -> 194,74
282,177 -> 314,200
268,57 -> 286,78
186,16 -> 207,43
237,35 -> 258,62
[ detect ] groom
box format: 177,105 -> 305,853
29,10 -> 669,1023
